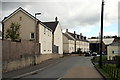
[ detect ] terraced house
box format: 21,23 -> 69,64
63,29 -> 89,53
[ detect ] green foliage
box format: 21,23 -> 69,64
96,64 -> 120,80
114,56 -> 120,68
92,56 -> 107,63
77,48 -> 82,54
5,22 -> 20,41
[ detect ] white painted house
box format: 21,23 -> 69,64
43,17 -> 63,55
2,7 -> 53,54
63,29 -> 89,53
63,33 -> 75,53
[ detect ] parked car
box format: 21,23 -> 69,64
92,52 -> 97,56
85,52 -> 91,56
96,54 -> 100,56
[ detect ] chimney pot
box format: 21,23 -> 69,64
74,31 -> 76,34
80,33 -> 82,36
66,29 -> 68,32
55,17 -> 58,22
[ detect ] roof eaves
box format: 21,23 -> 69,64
39,21 -> 53,32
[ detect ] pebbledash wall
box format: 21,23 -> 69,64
2,40 -> 62,73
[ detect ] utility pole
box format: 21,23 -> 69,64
99,0 -> 105,68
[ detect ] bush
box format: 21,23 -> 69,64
115,56 -> 120,68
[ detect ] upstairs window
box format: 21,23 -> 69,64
19,17 -> 22,21
30,32 -> 34,39
44,27 -> 46,34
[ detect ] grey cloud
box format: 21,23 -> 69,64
0,1 -> 112,29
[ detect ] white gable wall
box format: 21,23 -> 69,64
63,34 -> 75,53
63,34 -> 69,53
54,23 -> 63,54
38,24 -> 52,54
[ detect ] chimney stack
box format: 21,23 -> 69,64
55,17 -> 58,22
84,37 -> 86,40
66,29 -> 68,32
74,31 -> 76,34
80,33 -> 82,36
74,31 -> 76,38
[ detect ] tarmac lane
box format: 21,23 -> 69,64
23,56 -> 103,80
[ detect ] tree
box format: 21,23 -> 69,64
5,22 -> 20,41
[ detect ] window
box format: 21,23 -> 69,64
44,27 -> 46,34
48,31 -> 49,36
30,32 -> 34,39
19,17 -> 22,21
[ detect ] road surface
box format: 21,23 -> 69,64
23,56 -> 103,79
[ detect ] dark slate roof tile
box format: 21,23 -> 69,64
42,21 -> 58,33
63,33 -> 74,40
67,32 -> 89,42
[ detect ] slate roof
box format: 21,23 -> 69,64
42,21 -> 59,33
67,32 -> 89,42
63,33 -> 74,40
109,42 -> 120,46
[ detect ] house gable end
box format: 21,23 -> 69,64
2,7 -> 38,23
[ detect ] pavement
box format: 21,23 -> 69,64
2,56 -> 104,80
2,57 -> 65,78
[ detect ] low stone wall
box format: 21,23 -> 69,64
70,54 -> 80,56
3,54 -> 63,73
36,54 -> 63,64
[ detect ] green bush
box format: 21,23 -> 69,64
92,56 -> 107,63
114,56 -> 120,68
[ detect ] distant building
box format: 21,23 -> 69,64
107,41 -> 120,60
63,29 -> 89,53
88,38 -> 115,53
89,40 -> 106,53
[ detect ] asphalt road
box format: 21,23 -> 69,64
24,56 -> 102,79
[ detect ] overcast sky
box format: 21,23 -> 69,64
0,0 -> 119,38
